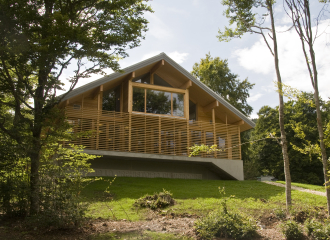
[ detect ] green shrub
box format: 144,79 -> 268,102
305,218 -> 330,240
280,220 -> 304,240
194,186 -> 257,240
194,210 -> 257,239
274,208 -> 286,219
133,189 -> 175,210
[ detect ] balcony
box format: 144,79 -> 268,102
65,107 -> 241,160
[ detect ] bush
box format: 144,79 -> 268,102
274,208 -> 286,219
194,210 -> 257,239
305,218 -> 330,240
280,220 -> 304,240
133,189 -> 175,210
194,187 -> 257,240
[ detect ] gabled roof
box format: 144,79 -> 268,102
60,52 -> 255,130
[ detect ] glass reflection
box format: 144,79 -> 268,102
133,88 -> 145,112
103,86 -> 120,112
146,90 -> 171,115
172,93 -> 184,117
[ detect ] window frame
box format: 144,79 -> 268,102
131,82 -> 187,118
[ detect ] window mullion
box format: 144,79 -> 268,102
171,93 -> 173,116
144,89 -> 147,113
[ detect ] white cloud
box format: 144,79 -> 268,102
248,93 -> 263,103
145,13 -> 173,40
168,51 -> 189,63
234,20 -> 330,100
141,51 -> 189,64
193,0 -> 199,6
234,42 -> 274,75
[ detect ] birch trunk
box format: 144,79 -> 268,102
268,0 -> 292,210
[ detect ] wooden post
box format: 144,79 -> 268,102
128,79 -> 132,113
184,89 -> 189,119
96,93 -> 101,150
212,108 -> 217,158
238,125 -> 241,159
128,79 -> 132,152
150,73 -> 154,84
106,123 -> 109,150
144,115 -> 146,153
158,116 -> 161,153
129,113 -> 131,152
178,129 -> 182,155
187,120 -> 190,156
92,120 -> 95,149
228,134 -> 232,159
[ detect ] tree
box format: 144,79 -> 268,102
0,0 -> 152,215
247,93 -> 327,185
191,53 -> 254,116
218,0 -> 292,210
284,0 -> 330,214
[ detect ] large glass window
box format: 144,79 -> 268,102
172,93 -> 184,117
189,100 -> 196,121
146,90 -> 171,115
132,73 -> 150,84
103,86 -> 120,112
154,74 -> 172,87
132,88 -> 145,112
133,87 -> 185,117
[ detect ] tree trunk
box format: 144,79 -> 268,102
268,0 -> 292,210
29,149 -> 41,215
314,89 -> 330,214
29,75 -> 46,215
295,0 -> 330,215
306,7 -> 330,213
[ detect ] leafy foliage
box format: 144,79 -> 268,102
188,144 -> 220,157
280,221 -> 304,240
194,187 -> 257,240
0,0 -> 152,215
133,189 -> 175,210
191,53 -> 254,116
305,218 -> 330,239
243,92 -> 329,184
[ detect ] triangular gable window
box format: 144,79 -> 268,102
154,74 -> 172,87
132,73 -> 150,84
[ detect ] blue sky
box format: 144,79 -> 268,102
62,0 -> 330,119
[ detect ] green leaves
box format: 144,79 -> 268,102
191,53 -> 254,116
218,0 -> 259,42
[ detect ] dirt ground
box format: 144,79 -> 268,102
1,182 -> 324,240
0,211 -> 287,240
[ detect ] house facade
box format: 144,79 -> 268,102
60,53 -> 255,180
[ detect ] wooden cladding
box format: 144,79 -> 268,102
65,107 -> 241,160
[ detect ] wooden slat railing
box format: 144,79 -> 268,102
65,107 -> 241,160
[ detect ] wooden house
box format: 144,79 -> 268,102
59,53 -> 255,180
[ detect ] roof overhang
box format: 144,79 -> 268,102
59,53 -> 255,131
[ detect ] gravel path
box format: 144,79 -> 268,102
263,181 -> 326,196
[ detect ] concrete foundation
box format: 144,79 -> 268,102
85,150 -> 244,180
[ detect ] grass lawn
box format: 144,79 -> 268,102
91,231 -> 192,240
81,177 -> 327,221
277,181 -> 326,192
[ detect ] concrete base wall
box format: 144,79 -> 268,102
85,150 -> 244,180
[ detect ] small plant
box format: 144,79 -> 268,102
305,218 -> 330,239
133,189 -> 175,210
194,187 -> 257,239
274,208 -> 286,219
280,220 -> 304,240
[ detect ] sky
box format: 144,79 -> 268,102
61,0 -> 330,119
